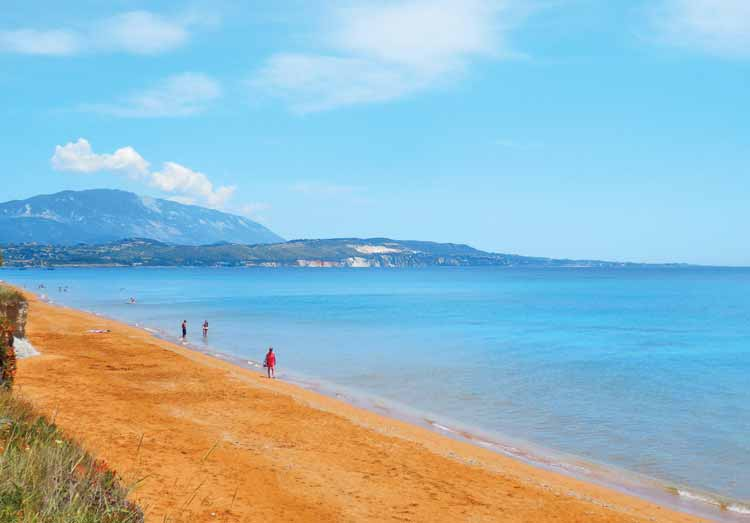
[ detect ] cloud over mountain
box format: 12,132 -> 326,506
51,139 -> 235,210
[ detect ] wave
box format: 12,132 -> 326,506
728,504 -> 750,516
666,487 -> 750,518
673,488 -> 723,507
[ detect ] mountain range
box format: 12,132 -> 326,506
0,189 -> 681,268
0,189 -> 283,246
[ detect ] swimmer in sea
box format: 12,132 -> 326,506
202,320 -> 209,337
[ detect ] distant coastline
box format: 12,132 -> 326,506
0,237 -> 691,269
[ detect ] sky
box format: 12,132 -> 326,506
0,0 -> 748,265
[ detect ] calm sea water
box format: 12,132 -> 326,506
3,267 -> 750,516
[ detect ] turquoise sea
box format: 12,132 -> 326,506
3,267 -> 749,520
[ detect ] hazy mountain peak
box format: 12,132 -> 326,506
0,189 -> 283,246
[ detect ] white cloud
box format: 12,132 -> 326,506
653,0 -> 750,57
152,162 -> 235,207
0,29 -> 81,56
255,54 -> 426,112
51,138 -> 149,177
51,139 -> 234,209
1,9 -> 212,57
331,0 -> 505,71
253,0 -> 523,112
82,73 -> 222,118
94,11 -> 189,55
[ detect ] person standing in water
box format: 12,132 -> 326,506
181,320 -> 187,339
264,347 -> 276,379
202,321 -> 209,337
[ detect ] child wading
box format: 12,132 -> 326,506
264,347 -> 276,379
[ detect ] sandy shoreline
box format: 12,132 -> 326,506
12,290 -> 708,522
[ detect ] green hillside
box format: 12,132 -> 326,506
0,238 -> 656,268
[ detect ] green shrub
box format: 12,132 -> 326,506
0,286 -> 24,390
0,288 -> 23,308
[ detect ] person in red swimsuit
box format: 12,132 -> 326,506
264,347 -> 276,379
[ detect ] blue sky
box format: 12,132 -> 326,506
1,0 -> 748,265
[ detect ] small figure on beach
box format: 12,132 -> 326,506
264,347 -> 276,379
202,321 -> 209,337
181,320 -> 187,339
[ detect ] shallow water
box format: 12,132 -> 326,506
4,266 -> 750,515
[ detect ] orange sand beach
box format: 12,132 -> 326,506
14,290 -> 705,522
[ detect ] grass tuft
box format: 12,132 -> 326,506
0,391 -> 144,523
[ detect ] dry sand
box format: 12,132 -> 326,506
15,292 -> 705,522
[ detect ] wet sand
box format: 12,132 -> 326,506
15,291 -> 704,522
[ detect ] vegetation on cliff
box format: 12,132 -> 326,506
0,287 -> 24,390
0,392 -> 144,523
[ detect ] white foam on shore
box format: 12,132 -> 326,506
677,489 -> 722,507
673,489 -> 750,518
430,421 -> 458,434
728,503 -> 750,515
14,337 -> 40,359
